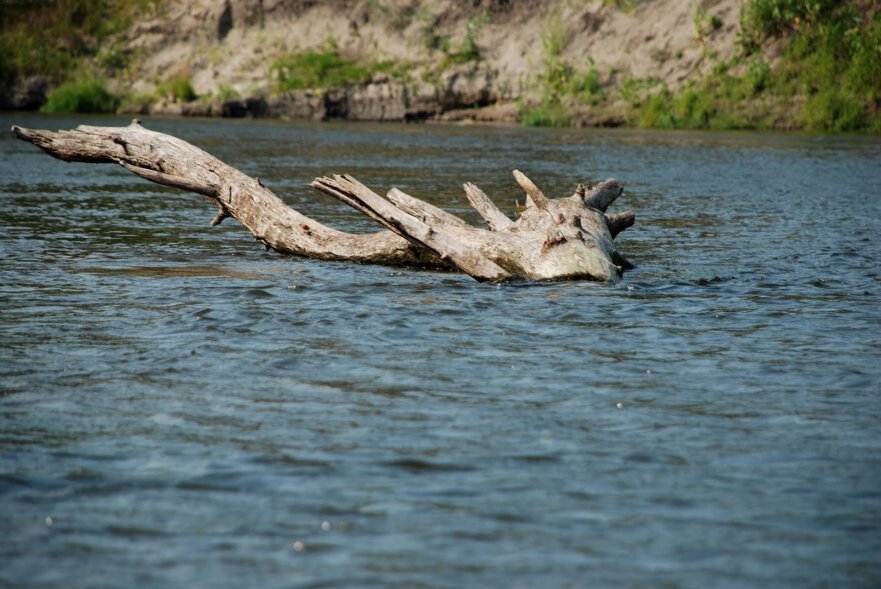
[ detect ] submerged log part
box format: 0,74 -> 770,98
11,120 -> 636,282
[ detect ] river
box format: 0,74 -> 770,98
1,113 -> 879,588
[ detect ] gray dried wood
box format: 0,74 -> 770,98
11,120 -> 635,282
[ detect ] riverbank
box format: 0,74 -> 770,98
1,0 -> 878,131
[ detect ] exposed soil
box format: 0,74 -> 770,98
110,0 -> 744,122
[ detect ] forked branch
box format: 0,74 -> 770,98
312,175 -> 511,282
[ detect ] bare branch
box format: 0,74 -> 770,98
512,170 -> 550,210
210,206 -> 231,226
120,163 -> 219,197
387,188 -> 469,228
311,175 -> 513,283
463,182 -> 512,231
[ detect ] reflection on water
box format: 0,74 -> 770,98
1,113 -> 880,588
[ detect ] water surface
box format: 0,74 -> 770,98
1,113 -> 880,588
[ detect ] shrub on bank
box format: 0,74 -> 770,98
272,50 -> 371,92
629,0 -> 880,132
0,0 -> 159,94
742,0 -> 879,131
41,78 -> 119,114
158,73 -> 197,102
525,0 -> 878,131
522,99 -> 571,128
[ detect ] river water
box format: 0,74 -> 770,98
1,113 -> 879,588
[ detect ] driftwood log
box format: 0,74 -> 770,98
11,120 -> 635,283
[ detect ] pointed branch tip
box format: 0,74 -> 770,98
463,182 -> 512,231
512,170 -> 549,210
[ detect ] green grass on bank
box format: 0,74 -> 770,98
270,46 -> 415,93
0,0 -> 156,85
1,0 -> 163,112
522,0 -> 879,132
41,76 -> 120,113
1,0 -> 203,113
272,50 -> 372,92
521,10 -> 605,128
157,73 -> 197,102
4,0 -> 878,129
634,0 -> 881,132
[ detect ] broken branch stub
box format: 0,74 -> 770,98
512,169 -> 550,210
605,211 -> 636,238
11,120 -> 635,282
583,180 -> 624,212
463,182 -> 513,232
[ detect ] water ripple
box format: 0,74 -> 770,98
1,114 -> 879,588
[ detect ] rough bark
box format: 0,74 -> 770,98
11,120 -> 635,282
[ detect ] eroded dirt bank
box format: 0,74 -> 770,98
107,0 -> 743,124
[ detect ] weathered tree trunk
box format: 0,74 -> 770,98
11,120 -> 635,282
